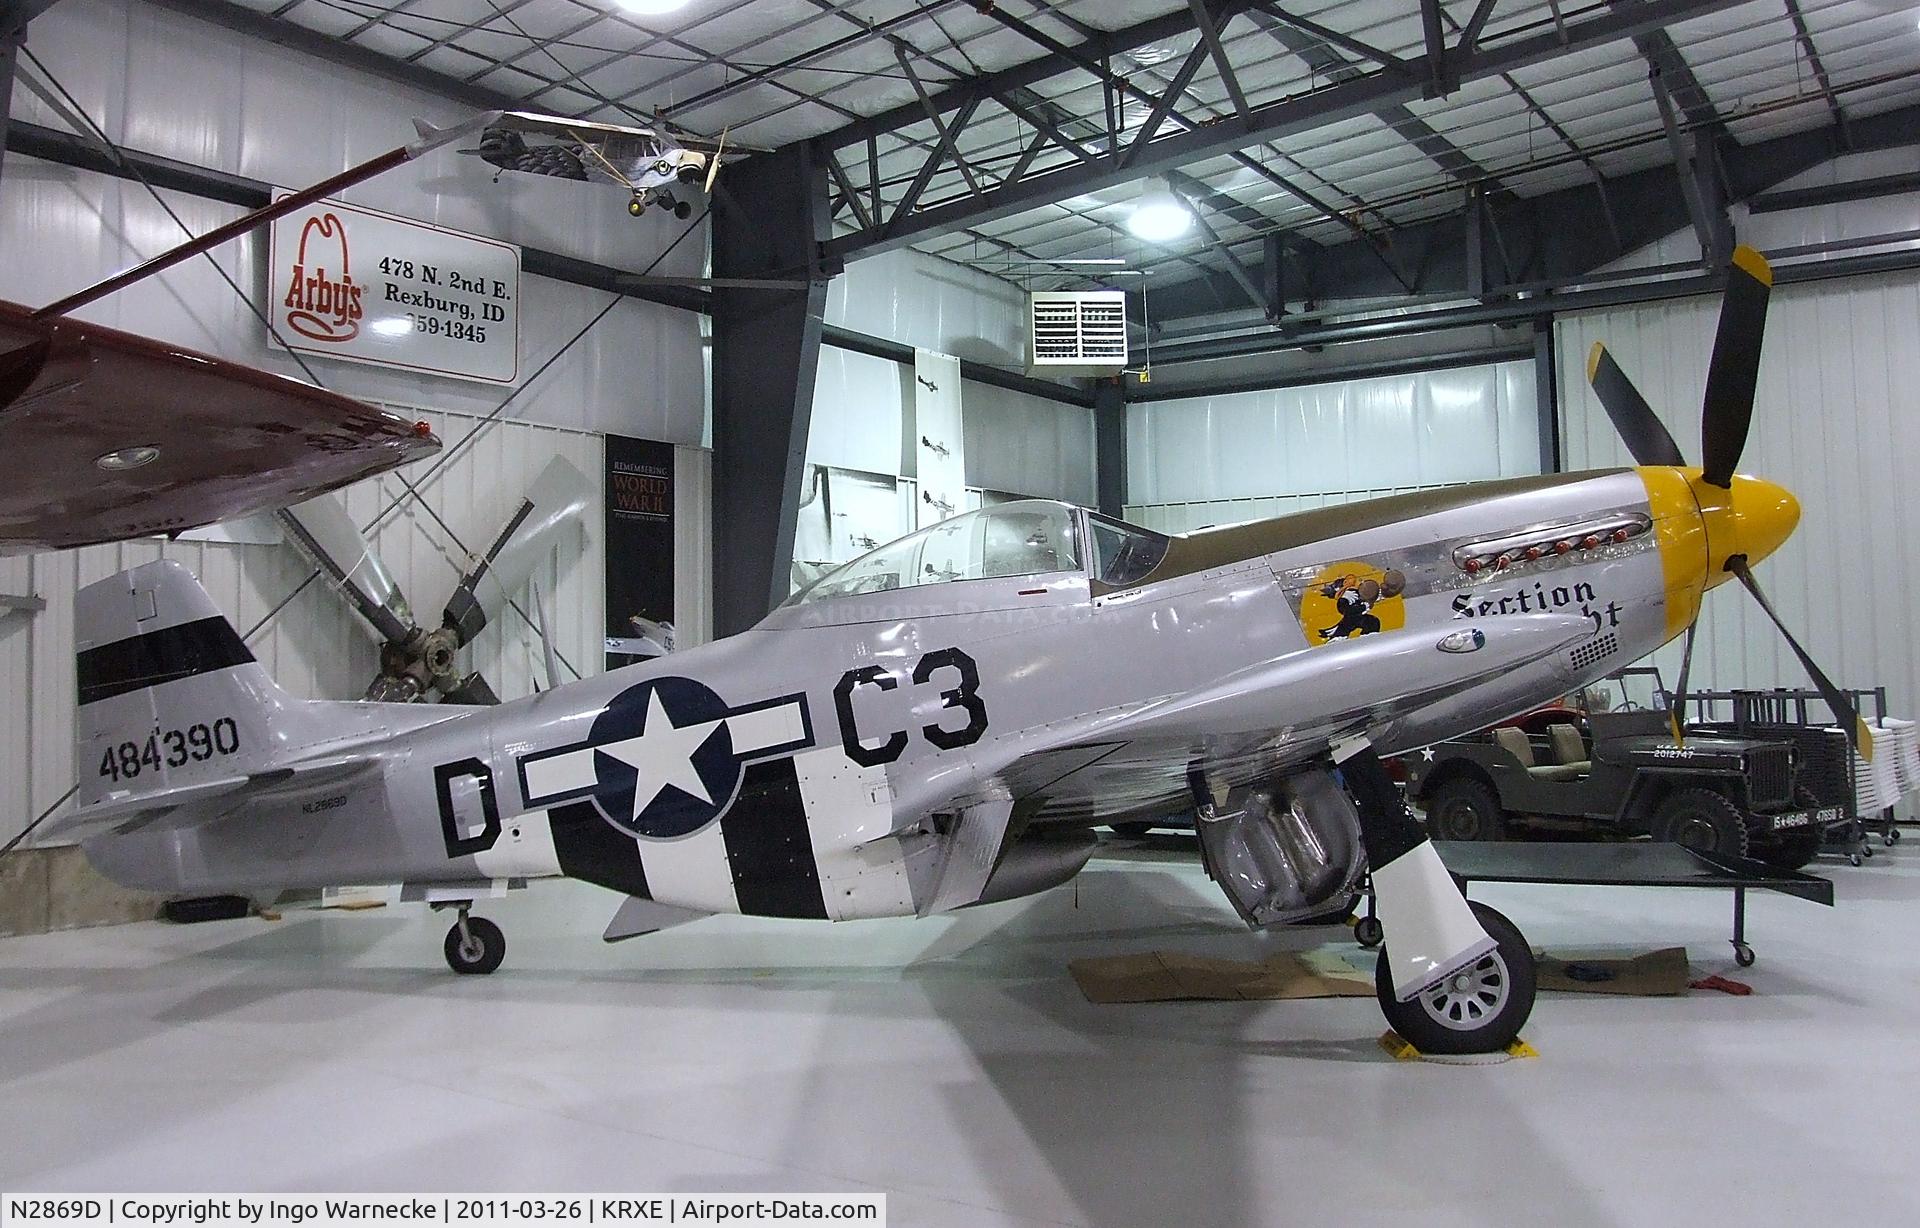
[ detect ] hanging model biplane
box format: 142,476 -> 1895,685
47,243 -> 1867,1055
455,111 -> 740,220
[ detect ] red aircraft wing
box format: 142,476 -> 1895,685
0,302 -> 438,553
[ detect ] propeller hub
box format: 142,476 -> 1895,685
1697,472 -> 1799,589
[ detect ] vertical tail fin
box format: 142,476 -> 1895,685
75,560 -> 305,813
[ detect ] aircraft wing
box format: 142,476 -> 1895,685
979,613 -> 1598,814
493,110 -> 659,140
0,303 -> 438,553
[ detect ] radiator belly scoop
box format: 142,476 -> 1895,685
1197,767 -> 1365,927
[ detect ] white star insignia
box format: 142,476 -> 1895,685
1420,746 -> 1437,761
595,689 -> 724,822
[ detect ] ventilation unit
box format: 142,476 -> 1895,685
1030,291 -> 1128,374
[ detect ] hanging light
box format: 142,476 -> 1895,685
1127,178 -> 1193,242
616,0 -> 690,15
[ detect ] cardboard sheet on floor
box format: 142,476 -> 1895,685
1070,949 -> 1374,1003
1537,947 -> 1691,995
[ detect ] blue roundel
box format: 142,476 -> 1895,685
587,676 -> 739,838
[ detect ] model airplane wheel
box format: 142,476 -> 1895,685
1354,915 -> 1384,948
1733,942 -> 1756,968
627,198 -> 644,217
1375,901 -> 1535,1055
444,915 -> 506,975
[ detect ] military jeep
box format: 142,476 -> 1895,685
1404,701 -> 1834,869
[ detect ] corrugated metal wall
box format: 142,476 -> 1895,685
1125,360 -> 1539,532
1556,264 -> 1920,722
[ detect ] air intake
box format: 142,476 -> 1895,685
1030,291 -> 1128,374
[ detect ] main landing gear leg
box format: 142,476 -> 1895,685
1335,737 -> 1536,1055
438,901 -> 506,975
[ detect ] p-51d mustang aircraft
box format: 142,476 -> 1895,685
53,247 -> 1861,1054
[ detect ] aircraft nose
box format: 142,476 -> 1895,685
1725,474 -> 1800,570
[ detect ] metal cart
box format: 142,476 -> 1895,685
1354,841 -> 1835,968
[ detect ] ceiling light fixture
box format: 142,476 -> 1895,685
1127,178 -> 1193,243
615,0 -> 691,15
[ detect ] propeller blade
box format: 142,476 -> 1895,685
1668,622 -> 1696,747
277,497 -> 414,644
1587,342 -> 1686,467
530,577 -> 561,693
442,455 -> 591,648
1728,556 -> 1874,761
1700,245 -> 1773,488
439,672 -> 501,706
704,126 -> 727,195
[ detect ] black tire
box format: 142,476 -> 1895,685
444,916 -> 506,975
627,198 -> 644,217
1752,826 -> 1822,871
1424,776 -> 1507,842
1651,787 -> 1749,857
1353,915 -> 1384,949
1375,901 -> 1536,1055
1108,822 -> 1156,837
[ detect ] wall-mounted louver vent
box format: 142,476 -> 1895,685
1569,633 -> 1619,671
1030,291 -> 1128,374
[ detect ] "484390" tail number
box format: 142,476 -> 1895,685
97,718 -> 240,782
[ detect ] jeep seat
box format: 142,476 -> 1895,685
1546,723 -> 1593,779
1493,725 -> 1586,782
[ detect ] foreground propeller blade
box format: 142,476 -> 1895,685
1587,343 -> 1686,467
1700,245 -> 1773,488
278,497 -> 414,644
442,455 -> 591,648
704,126 -> 727,195
1668,623 -> 1696,747
1727,556 -> 1874,761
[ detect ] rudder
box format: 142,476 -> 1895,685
75,559 -> 302,812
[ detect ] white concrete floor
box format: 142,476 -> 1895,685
3,840 -> 1919,1226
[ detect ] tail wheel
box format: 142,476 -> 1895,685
1375,901 -> 1536,1055
1424,776 -> 1507,841
1652,787 -> 1749,857
628,196 -> 645,217
444,915 -> 506,975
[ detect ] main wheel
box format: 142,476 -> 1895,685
1651,787 -> 1749,858
1424,776 -> 1507,842
1375,901 -> 1536,1055
444,916 -> 506,975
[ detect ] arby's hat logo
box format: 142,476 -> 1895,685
281,213 -> 364,343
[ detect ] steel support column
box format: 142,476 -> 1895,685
1095,380 -> 1127,518
1533,321 -> 1559,473
0,0 -> 59,189
711,144 -> 833,636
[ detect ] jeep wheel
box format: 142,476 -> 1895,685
1651,788 -> 1748,858
1425,777 -> 1507,842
